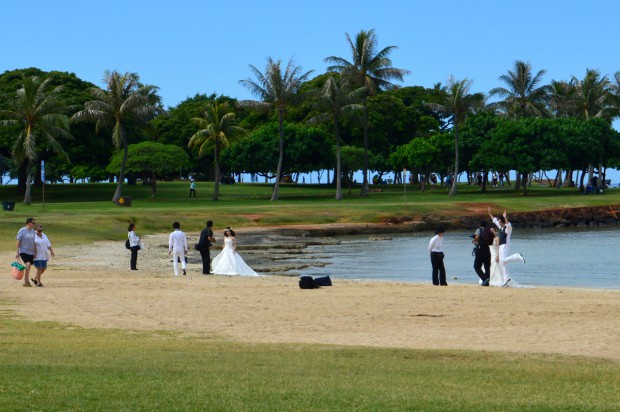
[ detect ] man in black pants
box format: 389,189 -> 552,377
198,220 -> 215,274
473,220 -> 491,286
428,227 -> 447,286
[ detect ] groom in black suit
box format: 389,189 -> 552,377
198,220 -> 215,274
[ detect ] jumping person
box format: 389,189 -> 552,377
488,208 -> 525,286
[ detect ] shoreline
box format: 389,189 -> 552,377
1,223 -> 619,362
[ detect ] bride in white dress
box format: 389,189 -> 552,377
489,228 -> 505,286
211,228 -> 258,276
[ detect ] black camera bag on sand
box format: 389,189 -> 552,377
299,276 -> 318,289
314,276 -> 332,286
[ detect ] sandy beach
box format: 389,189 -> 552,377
2,227 -> 619,361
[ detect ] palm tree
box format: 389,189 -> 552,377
71,70 -> 161,202
570,69 -> 617,186
188,100 -> 246,201
309,75 -> 364,200
239,57 -> 313,201
0,76 -> 72,204
427,77 -> 485,196
489,60 -> 550,119
325,29 -> 410,196
548,80 -> 575,118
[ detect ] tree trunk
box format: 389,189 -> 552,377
271,109 -> 284,201
521,172 -> 528,196
23,162 -> 32,205
334,117 -> 342,200
579,168 -> 587,192
112,138 -> 128,203
554,169 -> 563,188
449,125 -> 459,197
213,143 -> 221,201
360,95 -> 369,197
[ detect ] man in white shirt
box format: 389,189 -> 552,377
428,226 -> 447,286
168,222 -> 188,276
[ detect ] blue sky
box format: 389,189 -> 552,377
2,0 -> 619,111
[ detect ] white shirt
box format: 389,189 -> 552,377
168,229 -> 187,252
34,233 -> 51,260
428,234 -> 443,254
128,230 -> 140,247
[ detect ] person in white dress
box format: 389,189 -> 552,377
488,228 -> 505,287
488,208 -> 525,286
211,228 -> 258,276
168,222 -> 188,276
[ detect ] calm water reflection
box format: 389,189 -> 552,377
298,227 -> 620,289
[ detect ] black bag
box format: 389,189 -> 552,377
195,243 -> 201,251
125,239 -> 131,249
299,276 -> 318,289
314,276 -> 332,286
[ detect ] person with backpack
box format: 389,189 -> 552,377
472,220 -> 493,286
127,223 -> 140,271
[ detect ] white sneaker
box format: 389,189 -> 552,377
502,277 -> 511,287
519,253 -> 526,263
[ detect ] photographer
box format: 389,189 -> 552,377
472,221 -> 492,286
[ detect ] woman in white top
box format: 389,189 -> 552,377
211,228 -> 258,276
32,224 -> 55,287
428,227 -> 447,286
128,223 -> 140,271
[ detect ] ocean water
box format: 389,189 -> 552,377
298,227 -> 620,289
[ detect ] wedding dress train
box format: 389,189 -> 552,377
211,237 -> 258,276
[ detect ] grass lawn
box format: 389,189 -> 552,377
2,181 -> 620,248
1,315 -> 619,411
2,181 -> 620,410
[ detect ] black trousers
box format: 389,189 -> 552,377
473,246 -> 491,281
430,252 -> 446,285
130,246 -> 139,270
199,248 -> 211,274
189,188 -> 196,197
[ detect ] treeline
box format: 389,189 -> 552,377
1,30 -> 619,202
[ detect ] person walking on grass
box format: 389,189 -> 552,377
168,221 -> 188,276
189,178 -> 196,197
16,217 -> 36,287
488,208 -> 525,286
428,227 -> 447,286
32,224 -> 55,287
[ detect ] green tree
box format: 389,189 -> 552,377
108,141 -> 189,198
239,57 -> 313,201
570,69 -> 617,184
489,60 -> 550,119
188,101 -> 246,200
0,75 -> 72,204
308,75 -> 364,199
426,77 -> 484,196
71,70 -> 162,202
221,122 -> 331,180
325,29 -> 410,196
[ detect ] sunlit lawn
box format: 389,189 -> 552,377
2,182 -> 620,410
0,315 -> 618,411
2,181 -> 620,248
